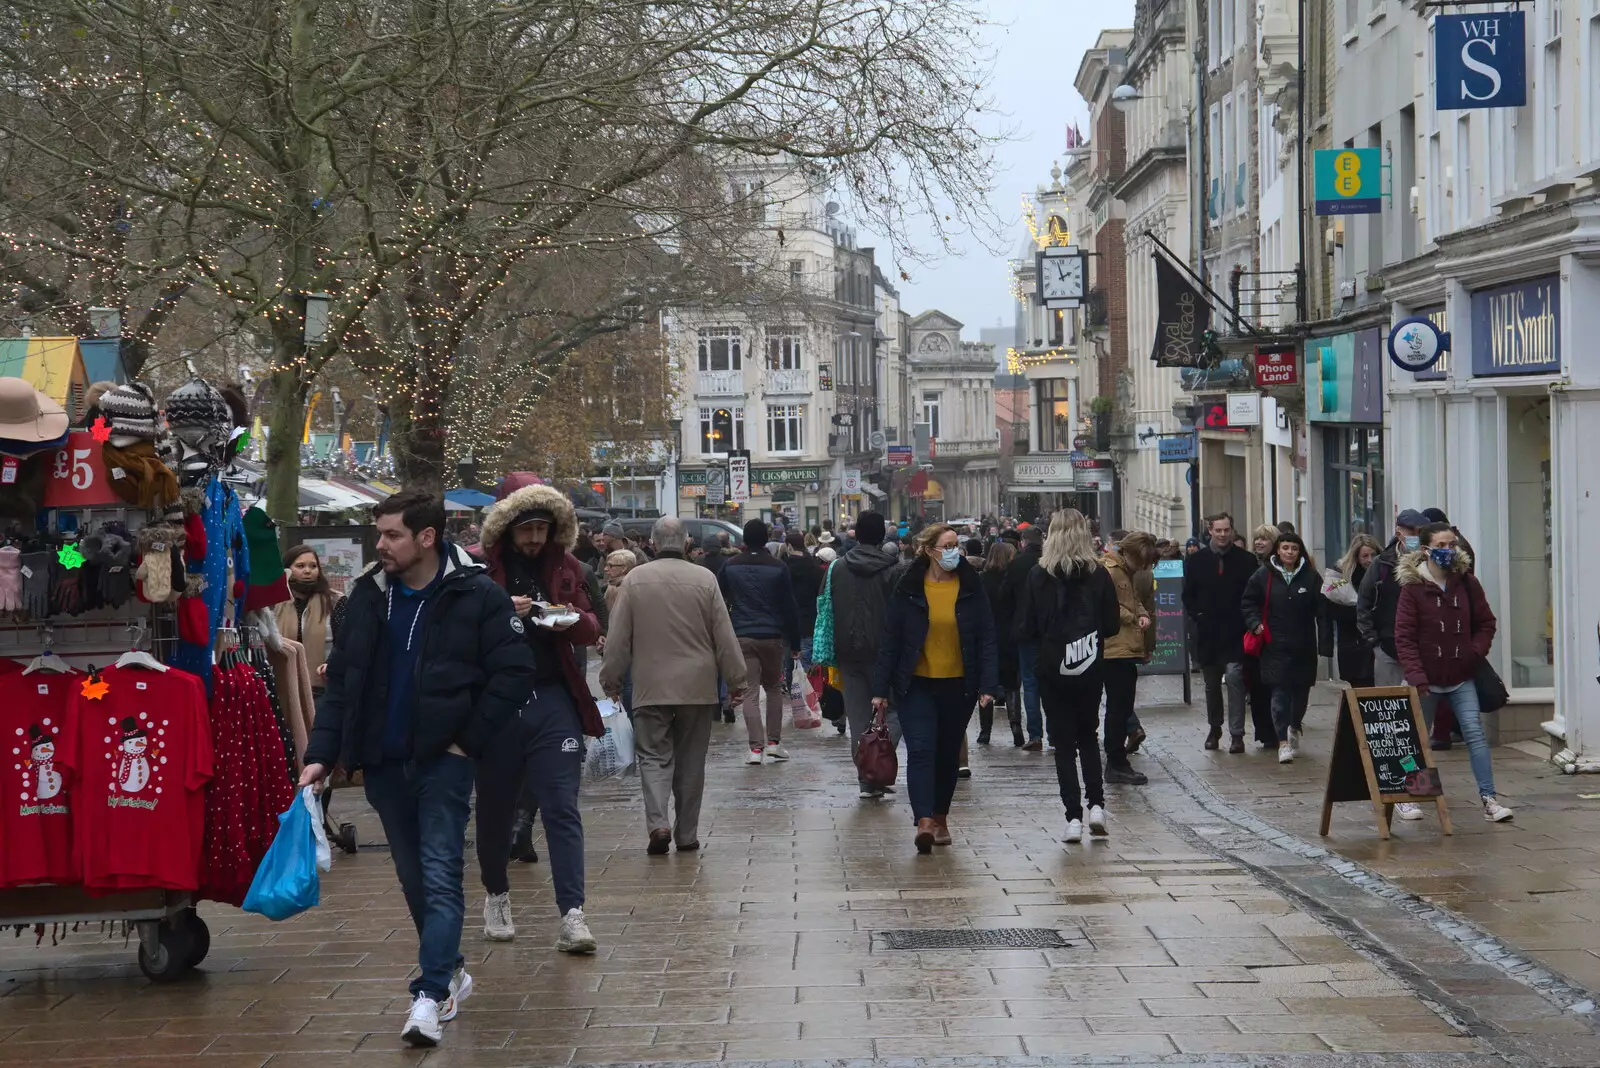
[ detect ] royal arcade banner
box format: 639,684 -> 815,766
1150,253 -> 1211,368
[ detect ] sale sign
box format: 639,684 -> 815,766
42,431 -> 120,507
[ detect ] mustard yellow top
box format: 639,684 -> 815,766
914,573 -> 964,678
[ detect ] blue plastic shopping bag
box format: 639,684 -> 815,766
241,787 -> 325,920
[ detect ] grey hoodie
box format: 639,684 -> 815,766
830,544 -> 904,665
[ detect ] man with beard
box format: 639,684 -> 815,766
475,476 -> 605,953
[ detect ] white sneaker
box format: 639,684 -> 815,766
764,742 -> 789,761
556,907 -> 598,954
1063,818 -> 1083,843
439,965 -> 472,1021
1087,805 -> 1108,837
1482,795 -> 1514,823
483,892 -> 514,941
1278,742 -> 1295,764
401,995 -> 443,1047
745,747 -> 764,765
1396,802 -> 1424,821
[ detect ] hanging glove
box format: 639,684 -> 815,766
51,556 -> 84,616
98,532 -> 135,608
0,547 -> 21,613
18,550 -> 50,619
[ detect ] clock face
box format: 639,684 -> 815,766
1040,254 -> 1085,300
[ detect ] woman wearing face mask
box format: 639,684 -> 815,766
1241,532 -> 1332,764
871,523 -> 1000,854
1325,534 -> 1382,689
1393,523 -> 1512,823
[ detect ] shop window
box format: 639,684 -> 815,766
1506,396 -> 1554,687
699,405 -> 744,455
1322,426 -> 1385,558
1036,378 -> 1073,452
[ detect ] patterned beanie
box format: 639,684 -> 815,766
99,381 -> 160,445
164,377 -> 230,446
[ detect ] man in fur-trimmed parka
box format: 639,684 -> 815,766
474,474 -> 603,952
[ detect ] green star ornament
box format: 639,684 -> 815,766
57,542 -> 85,570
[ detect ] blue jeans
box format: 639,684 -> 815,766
1017,641 -> 1042,741
1270,683 -> 1312,739
898,676 -> 973,821
1422,681 -> 1496,798
363,753 -> 475,1002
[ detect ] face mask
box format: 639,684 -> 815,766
937,547 -> 962,572
1403,535 -> 1420,552
1429,547 -> 1455,568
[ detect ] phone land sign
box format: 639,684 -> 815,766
1435,11 -> 1526,111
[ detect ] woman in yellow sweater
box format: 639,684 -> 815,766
871,524 -> 1000,854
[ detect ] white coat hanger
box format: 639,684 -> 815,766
23,625 -> 72,674
114,619 -> 168,672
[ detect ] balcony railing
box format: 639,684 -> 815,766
765,368 -> 809,393
696,370 -> 745,396
931,437 -> 1001,457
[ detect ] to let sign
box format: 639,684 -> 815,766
44,432 -> 119,508
1470,274 -> 1560,377
1435,11 -> 1526,111
1254,344 -> 1298,386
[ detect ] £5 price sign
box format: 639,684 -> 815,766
43,431 -> 119,507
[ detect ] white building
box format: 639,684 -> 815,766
906,311 -> 1001,520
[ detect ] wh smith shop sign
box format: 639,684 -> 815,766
1471,275 -> 1560,377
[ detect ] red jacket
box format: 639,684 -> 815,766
480,483 -> 604,737
1392,550 -> 1495,692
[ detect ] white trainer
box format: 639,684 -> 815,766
1278,742 -> 1295,764
439,965 -> 472,1022
483,892 -> 514,941
1087,805 -> 1108,837
764,742 -> 790,761
1063,818 -> 1083,843
401,995 -> 443,1047
1482,795 -> 1514,823
556,907 -> 598,954
745,747 -> 764,765
1396,802 -> 1424,821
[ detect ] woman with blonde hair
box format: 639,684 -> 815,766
1016,510 -> 1121,843
871,523 -> 1000,854
1326,532 -> 1382,689
1250,523 -> 1279,563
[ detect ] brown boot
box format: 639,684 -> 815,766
932,815 -> 953,846
914,818 -> 937,854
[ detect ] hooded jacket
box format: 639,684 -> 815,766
1240,558 -> 1333,687
1101,552 -> 1156,661
829,543 -> 904,666
1393,548 -> 1495,691
1356,539 -> 1406,658
480,482 -> 605,737
303,543 -> 536,772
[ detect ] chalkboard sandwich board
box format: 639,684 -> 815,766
1320,686 -> 1452,839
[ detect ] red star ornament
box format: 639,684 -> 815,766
90,416 -> 112,442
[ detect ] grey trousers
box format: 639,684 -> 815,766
1373,648 -> 1406,687
1202,662 -> 1247,737
632,704 -> 716,846
840,662 -> 902,786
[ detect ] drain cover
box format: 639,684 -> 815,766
877,928 -> 1071,950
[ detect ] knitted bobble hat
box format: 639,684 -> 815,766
164,377 -> 230,445
100,381 -> 160,445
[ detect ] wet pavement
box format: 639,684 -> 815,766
1,675 -> 1597,1067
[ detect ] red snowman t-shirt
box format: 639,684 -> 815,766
0,660 -> 79,887
59,664 -> 214,892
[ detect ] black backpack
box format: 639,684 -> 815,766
1041,568 -> 1104,681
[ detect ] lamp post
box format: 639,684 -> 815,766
667,417 -> 682,516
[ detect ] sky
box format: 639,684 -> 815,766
882,0 -> 1136,339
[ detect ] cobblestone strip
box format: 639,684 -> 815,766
1142,737 -> 1600,1020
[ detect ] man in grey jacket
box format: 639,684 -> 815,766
601,517 -> 747,854
825,511 -> 905,798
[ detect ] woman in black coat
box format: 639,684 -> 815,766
979,540 -> 1022,745
1241,532 -> 1332,765
1326,533 -> 1381,689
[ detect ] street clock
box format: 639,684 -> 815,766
1036,244 -> 1087,310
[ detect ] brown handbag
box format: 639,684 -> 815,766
854,706 -> 899,789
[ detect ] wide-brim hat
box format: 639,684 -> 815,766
0,377 -> 67,443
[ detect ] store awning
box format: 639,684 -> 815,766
300,479 -> 379,511
861,484 -> 886,500
445,488 -> 496,509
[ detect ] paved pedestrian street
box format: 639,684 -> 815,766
3,689 -> 1598,1067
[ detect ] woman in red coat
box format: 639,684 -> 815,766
1393,522 -> 1512,824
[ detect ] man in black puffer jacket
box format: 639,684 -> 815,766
301,490 -> 534,1048
826,511 -> 905,797
719,519 -> 801,762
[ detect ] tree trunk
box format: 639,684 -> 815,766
264,354 -> 307,530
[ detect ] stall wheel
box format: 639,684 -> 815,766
138,920 -> 194,983
175,908 -> 211,968
336,822 -> 358,855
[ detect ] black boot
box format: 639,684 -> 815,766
510,810 -> 539,863
976,704 -> 993,745
1204,724 -> 1222,750
1007,692 -> 1025,746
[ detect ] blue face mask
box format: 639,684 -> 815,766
937,547 -> 962,572
1403,535 -> 1420,552
1429,547 -> 1455,568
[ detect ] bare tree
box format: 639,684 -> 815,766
0,0 -> 1000,516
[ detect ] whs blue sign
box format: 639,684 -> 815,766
1435,11 -> 1526,110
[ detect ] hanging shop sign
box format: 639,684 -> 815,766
1150,253 -> 1212,368
1158,433 -> 1195,464
43,431 -> 119,508
1253,343 -> 1299,386
886,445 -> 914,468
1313,148 -> 1382,216
841,467 -> 861,495
1434,11 -> 1526,111
1470,274 -> 1560,377
818,364 -> 833,391
1071,457 -> 1114,492
1386,316 -> 1451,374
1226,392 -> 1262,427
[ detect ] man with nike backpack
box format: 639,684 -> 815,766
1015,510 -> 1121,845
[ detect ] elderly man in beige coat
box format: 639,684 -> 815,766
601,516 -> 747,854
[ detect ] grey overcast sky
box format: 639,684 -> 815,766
884,0 -> 1136,339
